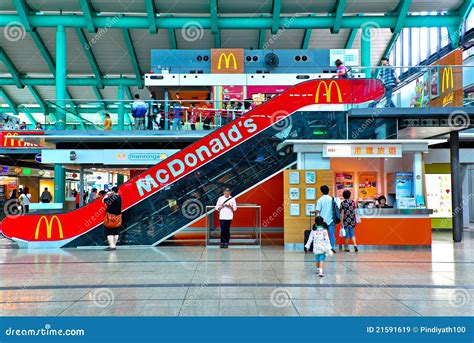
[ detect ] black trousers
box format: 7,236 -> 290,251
220,219 -> 232,244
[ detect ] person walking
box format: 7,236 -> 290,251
315,185 -> 340,253
215,188 -> 237,248
88,188 -> 98,203
40,187 -> 52,203
75,191 -> 80,209
189,103 -> 198,130
304,216 -> 333,277
103,113 -> 112,130
172,102 -> 183,130
340,190 -> 359,252
19,187 -> 31,213
131,94 -> 147,130
103,187 -> 122,251
370,57 -> 400,108
147,93 -> 159,130
335,59 -> 348,78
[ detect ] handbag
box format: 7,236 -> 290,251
339,226 -> 346,238
104,213 -> 122,229
332,197 -> 341,224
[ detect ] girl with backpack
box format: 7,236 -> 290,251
304,216 -> 333,277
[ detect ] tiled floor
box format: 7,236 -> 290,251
0,231 -> 472,316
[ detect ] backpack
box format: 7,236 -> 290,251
344,67 -> 354,79
332,197 -> 341,224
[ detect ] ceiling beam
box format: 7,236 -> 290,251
80,0 -> 96,33
75,28 -> 104,88
331,0 -> 346,34
271,0 -> 281,34
145,0 -> 158,33
12,0 -> 32,31
0,47 -> 23,88
169,29 -> 177,49
26,85 -> 47,113
0,87 -> 18,115
301,15 -> 317,49
345,28 -> 358,48
122,29 -> 144,88
92,86 -> 105,109
392,0 -> 412,34
0,77 -> 143,86
214,30 -> 221,48
457,0 -> 473,20
0,14 -> 461,29
210,0 -> 218,34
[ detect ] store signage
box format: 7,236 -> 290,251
34,215 -> 63,240
323,144 -> 402,158
0,78 -> 385,244
441,66 -> 454,107
0,131 -> 43,148
315,81 -> 343,103
35,154 -> 42,163
329,49 -> 359,67
211,49 -> 244,74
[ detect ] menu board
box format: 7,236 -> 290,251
335,172 -> 354,198
358,172 -> 377,199
425,174 -> 452,217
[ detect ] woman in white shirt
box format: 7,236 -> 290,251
19,187 -> 31,213
215,188 -> 237,248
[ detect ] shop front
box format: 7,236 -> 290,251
283,140 -> 440,249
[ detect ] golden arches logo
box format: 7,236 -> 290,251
217,53 -> 237,70
35,216 -> 64,240
441,67 -> 454,93
315,81 -> 343,103
3,132 -> 19,147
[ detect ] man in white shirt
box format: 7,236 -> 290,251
315,185 -> 340,253
215,188 -> 237,248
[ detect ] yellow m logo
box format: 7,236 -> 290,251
35,216 -> 64,240
217,53 -> 237,70
315,81 -> 343,103
441,67 -> 454,93
3,132 -> 19,147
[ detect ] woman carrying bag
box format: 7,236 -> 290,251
340,190 -> 359,252
103,187 -> 122,251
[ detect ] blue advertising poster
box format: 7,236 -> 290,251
395,172 -> 414,198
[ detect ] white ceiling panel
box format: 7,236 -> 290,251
85,28 -> 134,75
3,86 -> 34,105
219,0 -> 272,14
175,28 -> 214,49
221,30 -> 259,49
130,29 -> 171,74
307,29 -> 350,49
155,0 -> 209,14
263,29 -> 305,49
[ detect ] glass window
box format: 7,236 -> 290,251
411,28 -> 420,65
403,29 -> 410,68
430,28 -> 438,55
441,27 -> 449,49
420,28 -> 429,61
395,38 -> 402,67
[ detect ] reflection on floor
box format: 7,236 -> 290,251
0,231 -> 472,316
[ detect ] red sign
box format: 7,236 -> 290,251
0,131 -> 44,148
0,79 -> 385,244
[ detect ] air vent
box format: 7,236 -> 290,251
296,75 -> 310,79
150,75 -> 164,80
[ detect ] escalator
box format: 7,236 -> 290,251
0,79 -> 384,248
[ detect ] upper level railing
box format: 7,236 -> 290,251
2,65 -> 471,131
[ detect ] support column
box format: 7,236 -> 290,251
79,165 -> 84,207
55,25 -> 67,130
117,174 -> 125,186
450,131 -> 463,242
117,85 -> 124,130
54,164 -> 66,206
413,152 -> 423,200
361,25 -> 371,77
116,85 -> 124,130
164,89 -> 169,130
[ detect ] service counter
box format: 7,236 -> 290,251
335,208 -> 433,246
